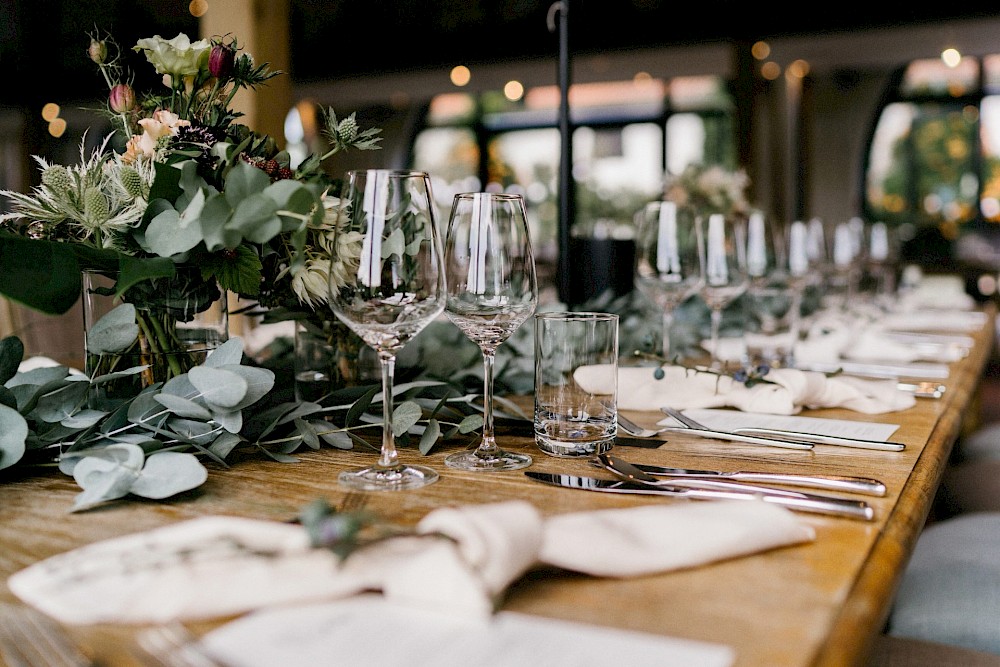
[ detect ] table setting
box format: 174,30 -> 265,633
0,22 -> 997,667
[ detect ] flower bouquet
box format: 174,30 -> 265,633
0,30 -> 381,398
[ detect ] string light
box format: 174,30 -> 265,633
189,0 -> 208,17
41,103 -> 60,122
450,65 -> 471,87
503,80 -> 524,101
941,47 -> 961,68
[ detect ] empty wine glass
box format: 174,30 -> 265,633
328,169 -> 446,491
443,192 -> 537,471
633,200 -> 703,359
743,210 -> 799,369
697,212 -> 748,369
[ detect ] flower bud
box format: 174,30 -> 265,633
109,84 -> 136,113
88,38 -> 107,64
208,41 -> 235,79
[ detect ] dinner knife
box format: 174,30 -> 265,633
628,463 -> 887,496
524,472 -> 875,521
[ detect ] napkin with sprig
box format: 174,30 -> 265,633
7,500 -> 813,625
578,364 -> 915,415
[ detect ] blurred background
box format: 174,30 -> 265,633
5,0 -> 1000,364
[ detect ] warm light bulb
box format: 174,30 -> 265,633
450,65 -> 471,87
41,103 -> 60,122
942,48 -> 962,68
633,71 -> 652,83
48,118 -> 67,138
787,59 -> 810,78
189,0 -> 208,17
751,41 -> 771,60
504,80 -> 524,101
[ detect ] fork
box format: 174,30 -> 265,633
135,623 -> 225,667
0,603 -> 93,667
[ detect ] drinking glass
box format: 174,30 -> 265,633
697,212 -> 747,369
743,211 -> 799,369
327,169 -> 447,491
633,200 -> 703,359
443,192 -> 538,471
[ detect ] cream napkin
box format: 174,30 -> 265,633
8,500 -> 812,625
579,365 -> 915,414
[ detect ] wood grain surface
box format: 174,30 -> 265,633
0,310 -> 994,667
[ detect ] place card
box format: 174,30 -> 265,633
200,595 -> 737,667
664,408 -> 900,442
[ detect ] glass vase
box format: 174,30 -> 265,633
82,268 -> 228,408
293,318 -> 373,403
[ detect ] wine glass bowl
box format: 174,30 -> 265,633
443,192 -> 537,471
327,169 -> 446,491
633,200 -> 703,359
698,212 -> 748,369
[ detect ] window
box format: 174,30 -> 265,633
411,76 -> 736,294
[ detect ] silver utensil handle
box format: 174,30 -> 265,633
662,427 -> 814,450
731,472 -> 887,496
633,463 -> 887,497
734,428 -> 905,452
677,487 -> 875,521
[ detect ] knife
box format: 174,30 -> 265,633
524,471 -> 875,521
629,462 -> 887,496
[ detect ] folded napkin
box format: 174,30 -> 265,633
8,500 -> 813,625
581,365 -> 915,414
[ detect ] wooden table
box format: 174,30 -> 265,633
0,311 -> 994,666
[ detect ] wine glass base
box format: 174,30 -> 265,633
338,464 -> 439,491
444,449 -> 532,471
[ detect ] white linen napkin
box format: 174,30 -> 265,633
8,500 -> 813,625
199,596 -> 737,667
579,365 -> 915,414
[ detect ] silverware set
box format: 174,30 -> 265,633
525,448 -> 888,521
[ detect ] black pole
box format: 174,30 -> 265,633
549,1 -> 574,306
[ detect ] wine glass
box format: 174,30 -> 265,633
443,192 -> 537,471
743,210 -> 800,369
327,169 -> 446,491
697,212 -> 748,369
633,200 -> 703,360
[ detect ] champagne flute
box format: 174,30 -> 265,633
633,200 -> 703,360
698,212 -> 748,369
328,169 -> 446,491
443,192 -> 537,471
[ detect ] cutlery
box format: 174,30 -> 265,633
662,407 -> 905,452
617,414 -> 670,438
600,460 -> 887,496
795,360 -> 950,380
897,381 -> 946,399
634,409 -> 813,451
595,454 -> 875,520
525,470 -> 875,521
0,603 -> 93,667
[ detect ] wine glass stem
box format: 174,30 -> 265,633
662,310 -> 674,360
377,354 -> 400,470
478,349 -> 499,456
710,307 -> 723,370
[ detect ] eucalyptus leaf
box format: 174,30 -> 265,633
0,385 -> 16,410
382,227 -> 405,259
217,365 -> 275,410
31,381 -> 89,423
209,408 -> 243,434
130,452 -> 208,499
70,444 -> 145,511
391,401 -> 423,437
208,431 -> 243,458
61,409 -> 108,429
203,337 -> 245,368
87,304 -> 139,355
154,393 -> 213,419
188,366 -> 249,408
458,414 -> 484,434
418,418 -> 441,455
318,428 -> 353,449
91,366 -> 151,385
0,403 -> 28,470
7,365 -> 69,388
0,336 -> 24,384
295,418 -> 320,449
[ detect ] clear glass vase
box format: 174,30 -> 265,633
293,318 -> 374,403
82,268 -> 228,408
